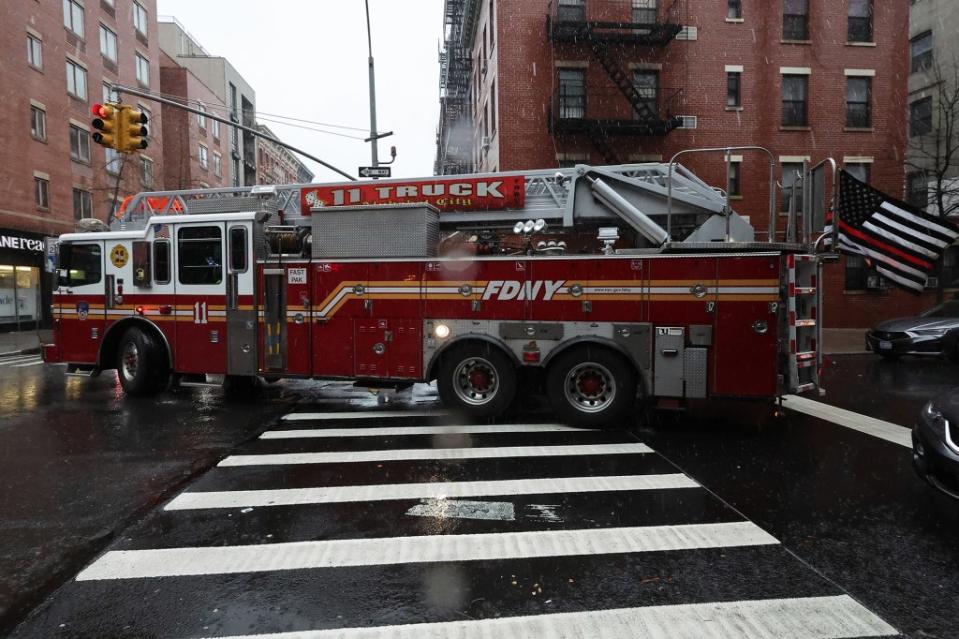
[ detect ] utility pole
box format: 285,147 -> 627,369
364,1 -> 394,176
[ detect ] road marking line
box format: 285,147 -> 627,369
406,499 -> 516,521
199,595 -> 896,639
75,521 -> 777,580
261,423 -> 591,439
165,474 -> 698,510
11,360 -> 44,368
281,410 -> 449,422
783,395 -> 912,448
218,443 -> 654,467
0,355 -> 42,367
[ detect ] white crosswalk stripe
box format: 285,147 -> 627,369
62,406 -> 898,638
0,355 -> 42,368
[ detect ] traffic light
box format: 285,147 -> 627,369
118,106 -> 149,153
91,103 -> 119,150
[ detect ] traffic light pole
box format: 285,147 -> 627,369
110,84 -> 357,181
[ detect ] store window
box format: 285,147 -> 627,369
0,266 -> 41,328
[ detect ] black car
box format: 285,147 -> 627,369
866,300 -> 959,360
914,392 -> 959,499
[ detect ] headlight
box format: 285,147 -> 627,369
433,323 -> 451,339
923,401 -> 948,432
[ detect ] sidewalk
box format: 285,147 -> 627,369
822,328 -> 868,354
0,330 -> 50,356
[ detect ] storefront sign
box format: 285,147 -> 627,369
0,234 -> 44,253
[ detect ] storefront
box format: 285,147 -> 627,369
0,229 -> 53,332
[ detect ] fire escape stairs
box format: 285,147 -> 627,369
584,125 -> 621,165
588,40 -> 659,124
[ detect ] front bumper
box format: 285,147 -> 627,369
913,414 -> 959,500
865,331 -> 942,356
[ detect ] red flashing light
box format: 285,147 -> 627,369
135,306 -> 145,316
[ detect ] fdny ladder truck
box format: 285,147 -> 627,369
44,148 -> 832,427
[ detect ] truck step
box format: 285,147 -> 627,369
65,364 -> 100,378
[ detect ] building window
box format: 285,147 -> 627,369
99,24 -> 117,63
910,96 -> 933,136
135,53 -> 150,87
846,77 -> 871,128
178,226 -> 223,286
66,60 -> 87,100
557,0 -> 585,21
199,144 -> 209,169
782,75 -> 808,126
197,103 -> 207,130
783,0 -> 808,41
558,68 -> 586,119
727,72 -> 741,107
63,0 -> 85,38
141,157 -> 154,187
27,34 -> 42,70
633,70 -> 659,118
105,147 -> 121,174
727,0 -> 742,19
35,177 -> 49,210
213,152 -> 222,177
910,31 -> 933,73
781,163 -> 804,212
30,106 -> 46,141
848,0 -> 873,42
728,161 -> 742,196
72,188 -> 93,220
70,124 -> 91,163
133,1 -> 148,37
844,254 -> 869,290
212,118 -> 220,141
907,171 -> 928,209
845,162 -> 871,184
632,0 -> 657,25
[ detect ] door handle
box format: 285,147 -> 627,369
661,349 -> 679,357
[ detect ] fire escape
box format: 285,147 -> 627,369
546,0 -> 684,165
435,0 -> 479,175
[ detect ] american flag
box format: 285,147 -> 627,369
824,170 -> 958,293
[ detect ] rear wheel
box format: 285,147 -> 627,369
437,343 -> 516,419
116,327 -> 167,396
546,345 -> 636,428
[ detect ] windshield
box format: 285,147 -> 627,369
920,301 -> 959,318
57,243 -> 102,288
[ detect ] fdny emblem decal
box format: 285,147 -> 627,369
110,244 -> 129,268
76,301 -> 89,321
482,280 -> 565,301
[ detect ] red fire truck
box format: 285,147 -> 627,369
44,149 -> 832,426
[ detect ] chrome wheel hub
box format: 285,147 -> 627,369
564,362 -> 616,413
453,357 -> 499,405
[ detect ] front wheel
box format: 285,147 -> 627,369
546,346 -> 637,428
437,343 -> 517,419
116,327 -> 166,396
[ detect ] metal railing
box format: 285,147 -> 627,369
551,86 -> 683,126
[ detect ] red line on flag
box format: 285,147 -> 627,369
838,220 -> 933,270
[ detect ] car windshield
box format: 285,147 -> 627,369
920,301 -> 959,318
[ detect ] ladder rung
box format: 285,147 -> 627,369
796,351 -> 816,361
794,319 -> 816,327
793,287 -> 816,296
794,382 -> 817,393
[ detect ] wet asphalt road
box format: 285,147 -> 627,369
1,352 -> 957,638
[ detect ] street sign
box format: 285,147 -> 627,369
358,166 -> 391,178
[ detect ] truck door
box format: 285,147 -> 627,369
56,242 -> 106,364
174,223 -> 227,374
312,262 -> 368,378
225,224 -> 257,377
358,261 -> 423,379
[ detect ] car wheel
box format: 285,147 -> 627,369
437,343 -> 516,419
546,345 -> 637,429
116,327 -> 165,396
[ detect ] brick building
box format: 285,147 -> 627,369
158,18 -> 258,187
0,0 -> 163,329
255,125 -> 315,185
159,51 -> 230,190
436,0 -> 918,328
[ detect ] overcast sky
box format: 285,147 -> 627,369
156,0 -> 444,183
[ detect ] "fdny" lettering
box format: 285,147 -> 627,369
482,280 -> 566,301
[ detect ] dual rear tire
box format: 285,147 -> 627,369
436,342 -> 637,427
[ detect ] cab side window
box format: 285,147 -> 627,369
178,226 -> 222,285
229,226 -> 248,273
154,240 -> 171,284
58,243 -> 102,287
